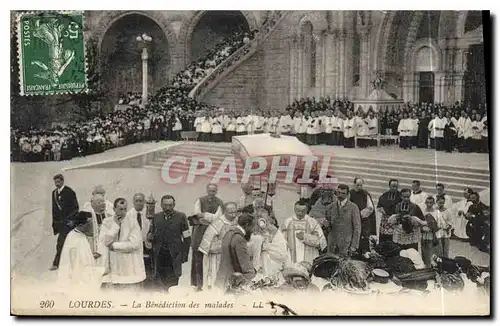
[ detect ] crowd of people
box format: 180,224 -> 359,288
11,17 -> 489,162
53,171 -> 489,295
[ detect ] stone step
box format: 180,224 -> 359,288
151,162 -> 474,197
164,144 -> 490,176
143,165 -> 467,202
148,158 -> 488,191
150,152 -> 490,186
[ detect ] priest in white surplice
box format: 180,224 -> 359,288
58,211 -> 104,291
198,202 -> 238,290
282,200 -> 327,264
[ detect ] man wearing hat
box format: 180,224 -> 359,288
57,211 -> 104,290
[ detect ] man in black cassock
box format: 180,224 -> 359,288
349,178 -> 376,254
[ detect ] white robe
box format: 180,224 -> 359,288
457,117 -> 471,139
398,118 -> 411,137
469,120 -> 483,140
356,117 -> 369,136
323,117 -> 333,134
451,199 -> 472,239
343,118 -> 356,138
410,191 -> 429,207
58,230 -> 104,292
481,117 -> 488,137
201,117 -> 212,133
306,117 -> 320,135
236,117 -> 246,133
367,117 -> 378,135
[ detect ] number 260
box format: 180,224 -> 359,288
39,300 -> 55,308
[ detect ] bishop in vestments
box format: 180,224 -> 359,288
57,211 -> 104,291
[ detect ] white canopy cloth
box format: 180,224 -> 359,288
231,133 -> 314,160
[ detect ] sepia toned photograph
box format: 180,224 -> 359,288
10,9 -> 490,316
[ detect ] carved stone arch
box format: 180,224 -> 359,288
406,38 -> 443,72
296,11 -> 328,37
403,11 -> 425,66
376,11 -> 397,71
438,11 -> 459,39
93,11 -> 178,53
456,11 -> 468,38
176,10 -> 258,66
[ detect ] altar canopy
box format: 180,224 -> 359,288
231,133 -> 314,160
231,133 -> 316,188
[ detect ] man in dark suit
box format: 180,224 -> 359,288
215,213 -> 256,291
326,184 -> 361,256
147,195 -> 191,291
51,173 -> 79,270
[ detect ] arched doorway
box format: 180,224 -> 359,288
100,14 -> 170,108
188,11 -> 251,63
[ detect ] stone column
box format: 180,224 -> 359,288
297,36 -> 304,99
359,29 -> 371,99
141,47 -> 149,105
433,71 -> 446,104
288,35 -> 298,104
452,71 -> 466,104
323,31 -> 336,98
337,29 -> 354,99
315,32 -> 324,97
403,72 -> 419,103
452,47 -> 468,105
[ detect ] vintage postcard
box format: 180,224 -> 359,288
10,10 -> 490,316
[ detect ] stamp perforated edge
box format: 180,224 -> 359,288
16,10 -> 89,97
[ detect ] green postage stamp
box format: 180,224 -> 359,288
17,11 -> 88,96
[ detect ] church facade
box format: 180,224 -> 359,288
13,10 -> 487,119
